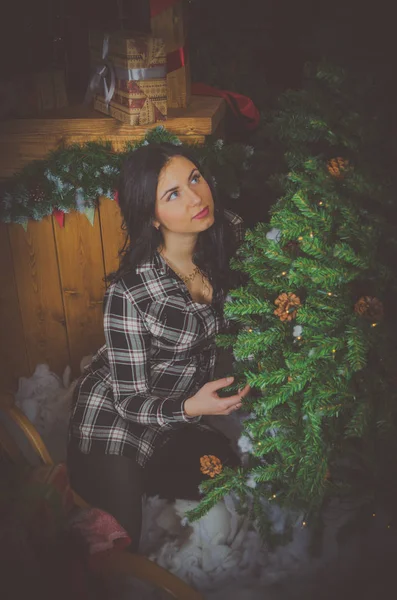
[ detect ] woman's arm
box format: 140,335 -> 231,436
104,283 -> 201,430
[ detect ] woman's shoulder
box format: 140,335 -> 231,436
223,209 -> 245,245
104,259 -> 171,310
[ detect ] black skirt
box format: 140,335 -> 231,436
144,425 -> 241,501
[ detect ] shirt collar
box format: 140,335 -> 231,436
135,251 -> 167,275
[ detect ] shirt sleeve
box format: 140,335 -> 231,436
104,282 -> 201,430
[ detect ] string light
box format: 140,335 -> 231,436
327,292 -> 333,297
298,236 -> 303,241
297,336 -> 302,340
309,232 -> 314,238
387,524 -> 391,529
281,271 -> 287,276
248,328 -> 253,333
272,494 -> 277,499
302,521 -> 307,527
318,201 -> 324,206
372,513 -> 376,517
332,349 -> 336,353
371,323 -> 377,328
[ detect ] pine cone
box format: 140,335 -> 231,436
327,157 -> 350,179
354,296 -> 384,321
200,455 -> 223,478
274,292 -> 301,322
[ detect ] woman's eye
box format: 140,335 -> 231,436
191,173 -> 201,184
168,190 -> 179,201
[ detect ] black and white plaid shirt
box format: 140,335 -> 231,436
69,210 -> 244,467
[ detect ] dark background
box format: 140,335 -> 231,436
1,0 -> 395,103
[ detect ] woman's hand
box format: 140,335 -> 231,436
184,377 -> 250,417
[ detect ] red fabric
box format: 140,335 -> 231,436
52,208 -> 65,228
70,507 -> 131,568
192,83 -> 260,131
167,44 -> 186,73
113,189 -> 119,205
150,0 -> 180,18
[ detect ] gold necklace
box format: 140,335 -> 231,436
160,251 -> 212,300
160,251 -> 200,284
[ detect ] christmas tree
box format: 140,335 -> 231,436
187,64 -> 397,542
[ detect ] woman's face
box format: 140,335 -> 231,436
153,156 -> 215,235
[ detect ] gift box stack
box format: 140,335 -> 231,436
89,30 -> 167,126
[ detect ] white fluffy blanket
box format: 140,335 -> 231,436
15,364 -> 397,599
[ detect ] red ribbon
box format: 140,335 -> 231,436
191,83 -> 260,131
149,0 -> 180,18
52,208 -> 65,228
167,45 -> 186,73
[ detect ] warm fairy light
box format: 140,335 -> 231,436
327,292 -> 332,296
272,494 -> 277,498
318,201 -> 324,206
298,236 -> 303,241
387,524 -> 391,529
309,232 -> 314,238
371,323 -> 377,328
282,271 -> 287,276
332,349 -> 336,353
302,521 -> 307,527
297,336 -> 302,340
248,328 -> 253,332
372,513 -> 376,517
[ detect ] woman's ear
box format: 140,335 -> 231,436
153,220 -> 160,230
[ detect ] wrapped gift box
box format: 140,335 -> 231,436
89,31 -> 167,126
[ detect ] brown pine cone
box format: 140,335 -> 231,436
200,455 -> 223,478
354,296 -> 384,321
274,292 -> 301,322
327,157 -> 350,179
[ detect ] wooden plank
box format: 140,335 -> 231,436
0,223 -> 29,393
98,196 -> 125,279
7,218 -> 70,379
0,95 -> 223,136
0,95 -> 223,178
54,209 -> 106,377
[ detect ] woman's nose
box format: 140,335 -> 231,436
186,187 -> 201,205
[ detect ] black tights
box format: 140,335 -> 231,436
68,447 -> 144,552
67,426 -> 240,552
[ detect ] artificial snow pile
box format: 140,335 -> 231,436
15,363 -> 397,600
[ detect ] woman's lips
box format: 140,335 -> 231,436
193,206 -> 209,219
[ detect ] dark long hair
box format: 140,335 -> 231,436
108,143 -> 238,294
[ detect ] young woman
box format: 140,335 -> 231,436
67,142 -> 250,552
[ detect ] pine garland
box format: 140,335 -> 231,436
0,127 -> 255,225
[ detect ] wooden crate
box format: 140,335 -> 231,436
0,197 -> 123,392
0,95 -> 225,179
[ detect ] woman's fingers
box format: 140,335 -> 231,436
238,384 -> 251,398
217,395 -> 244,414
